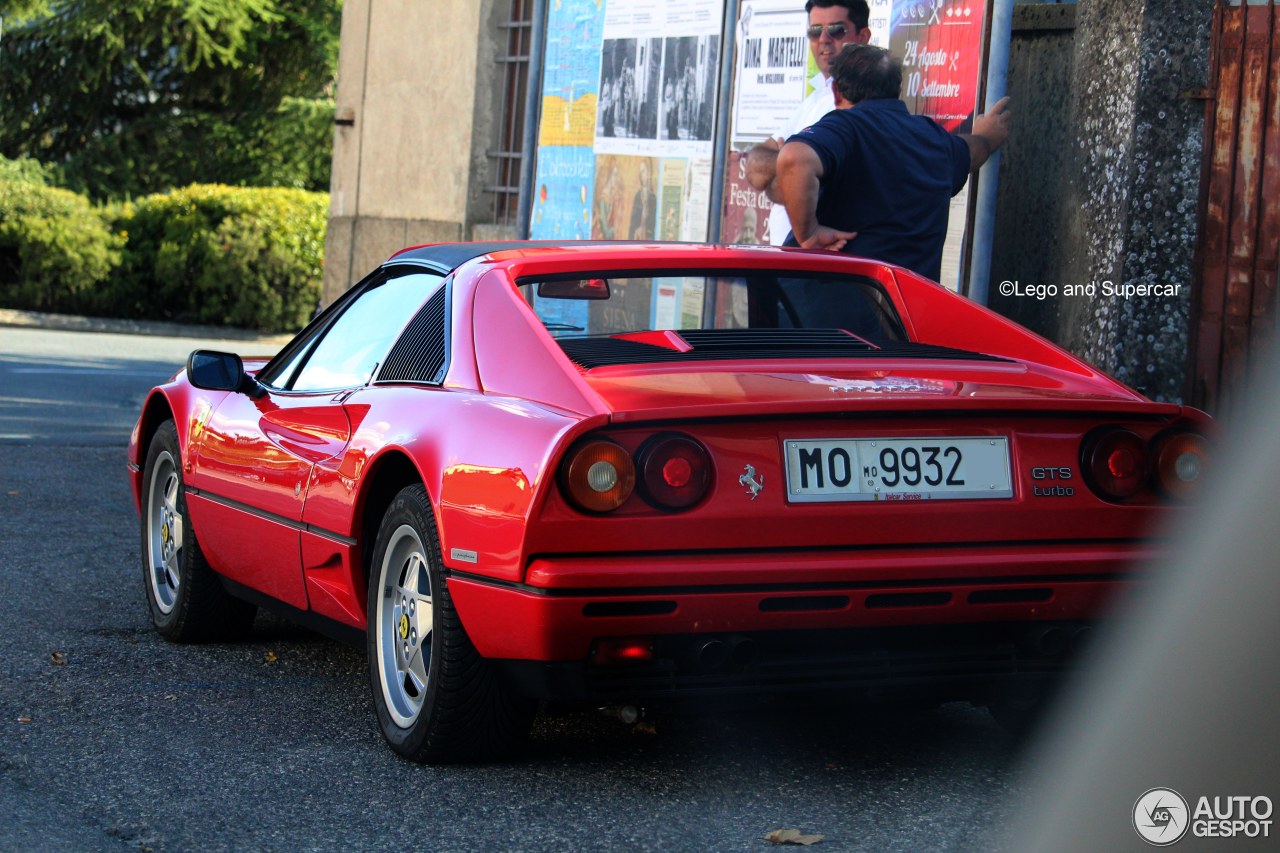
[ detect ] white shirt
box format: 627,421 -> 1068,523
767,73 -> 837,246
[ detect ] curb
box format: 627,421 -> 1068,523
0,308 -> 294,345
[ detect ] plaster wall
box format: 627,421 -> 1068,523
323,0 -> 513,302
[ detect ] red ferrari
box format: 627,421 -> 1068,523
129,242 -> 1211,762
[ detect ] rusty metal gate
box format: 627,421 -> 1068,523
1191,0 -> 1280,416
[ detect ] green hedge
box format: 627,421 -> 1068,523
112,184 -> 328,332
0,157 -> 124,312
0,159 -> 328,332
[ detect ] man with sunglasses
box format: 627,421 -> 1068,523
774,43 -> 1011,281
744,0 -> 872,245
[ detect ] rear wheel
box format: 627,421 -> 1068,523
140,420 -> 256,641
367,484 -> 534,763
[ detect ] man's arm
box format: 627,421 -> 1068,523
745,137 -> 783,200
775,140 -> 854,251
959,96 -> 1011,171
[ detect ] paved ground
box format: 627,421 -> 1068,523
0,317 -> 1028,852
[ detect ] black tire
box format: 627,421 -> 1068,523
140,420 -> 256,642
366,484 -> 534,763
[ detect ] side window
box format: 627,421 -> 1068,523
289,271 -> 443,392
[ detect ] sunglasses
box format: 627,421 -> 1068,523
806,22 -> 852,40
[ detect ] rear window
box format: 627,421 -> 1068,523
518,273 -> 905,345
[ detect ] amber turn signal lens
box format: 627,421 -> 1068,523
637,434 -> 712,510
562,440 -> 635,512
1153,431 -> 1209,501
1083,428 -> 1148,500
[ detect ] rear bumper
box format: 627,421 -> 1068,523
493,621 -> 1089,702
447,540 -> 1154,665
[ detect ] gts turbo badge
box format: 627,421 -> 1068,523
739,464 -> 764,500
1030,465 -> 1074,497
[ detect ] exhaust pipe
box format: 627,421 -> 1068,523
697,639 -> 728,670
729,636 -> 757,667
1028,624 -> 1068,657
1071,624 -> 1094,653
599,704 -> 645,725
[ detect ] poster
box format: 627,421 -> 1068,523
721,150 -> 771,244
528,0 -> 605,243
890,0 -> 987,131
721,0 -> 988,260
588,0 -> 723,243
531,0 -> 726,244
528,0 -> 728,328
590,154 -> 659,240
731,0 -> 811,143
595,0 -> 723,160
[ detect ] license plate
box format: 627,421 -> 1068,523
784,437 -> 1013,503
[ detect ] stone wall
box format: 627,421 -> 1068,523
989,0 -> 1213,403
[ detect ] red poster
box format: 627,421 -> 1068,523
720,149 -> 773,244
890,1 -> 987,131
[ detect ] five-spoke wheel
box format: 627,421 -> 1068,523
374,525 -> 436,728
140,420 -> 256,641
144,445 -> 184,614
366,484 -> 534,762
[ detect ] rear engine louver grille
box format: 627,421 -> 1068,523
377,287 -> 448,384
557,328 -> 1009,369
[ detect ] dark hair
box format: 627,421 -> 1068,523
831,43 -> 901,104
804,0 -> 870,31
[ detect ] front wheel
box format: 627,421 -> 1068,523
367,484 -> 534,763
140,420 -> 256,642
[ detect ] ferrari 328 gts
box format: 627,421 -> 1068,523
128,242 -> 1211,762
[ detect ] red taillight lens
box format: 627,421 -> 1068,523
590,637 -> 655,665
1153,431 -> 1209,501
637,434 -> 712,510
562,440 -> 635,513
1083,429 -> 1148,500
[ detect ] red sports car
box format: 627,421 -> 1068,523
128,242 -> 1211,762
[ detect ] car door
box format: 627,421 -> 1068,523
188,266 -> 444,610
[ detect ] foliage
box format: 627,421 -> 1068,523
0,155 -> 124,311
111,184 -> 327,332
0,0 -> 341,200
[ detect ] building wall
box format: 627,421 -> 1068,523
326,1 -> 1214,405
323,0 -> 513,303
987,3 -> 1078,338
989,0 -> 1213,404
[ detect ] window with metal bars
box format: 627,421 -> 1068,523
486,0 -> 533,227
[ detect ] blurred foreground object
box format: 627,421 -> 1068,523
1004,341 -> 1280,852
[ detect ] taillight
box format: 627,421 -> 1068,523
1153,431 -> 1209,501
636,433 -> 712,510
590,637 -> 655,665
1082,429 -> 1148,500
561,440 -> 635,513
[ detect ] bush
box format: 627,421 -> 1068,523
0,156 -> 124,312
112,184 -> 328,332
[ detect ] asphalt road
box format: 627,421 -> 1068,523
0,324 -> 1024,852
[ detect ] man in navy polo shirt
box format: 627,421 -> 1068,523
774,43 -> 1011,282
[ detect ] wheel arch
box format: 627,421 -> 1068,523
356,449 -> 430,589
130,390 -> 180,514
137,391 -> 178,457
